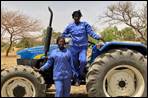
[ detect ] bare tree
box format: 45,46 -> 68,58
1,8 -> 43,56
100,1 -> 147,44
1,29 -> 6,41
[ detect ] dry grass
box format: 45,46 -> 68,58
1,53 -> 17,69
1,52 -> 88,97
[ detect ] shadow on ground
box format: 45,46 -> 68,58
46,93 -> 88,97
46,87 -> 88,97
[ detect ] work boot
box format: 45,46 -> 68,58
74,79 -> 81,86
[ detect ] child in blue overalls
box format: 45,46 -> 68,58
39,37 -> 77,97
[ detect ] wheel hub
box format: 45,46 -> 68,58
1,77 -> 36,97
13,85 -> 26,97
119,80 -> 126,88
103,65 -> 145,97
107,70 -> 135,96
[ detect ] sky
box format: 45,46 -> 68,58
1,1 -> 146,34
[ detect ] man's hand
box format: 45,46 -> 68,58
96,44 -> 101,49
96,42 -> 105,49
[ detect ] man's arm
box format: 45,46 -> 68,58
62,25 -> 71,38
85,22 -> 102,40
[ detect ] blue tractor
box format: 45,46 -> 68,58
1,7 -> 147,97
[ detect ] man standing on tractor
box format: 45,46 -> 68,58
62,10 -> 102,85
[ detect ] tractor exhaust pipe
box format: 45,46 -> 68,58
44,7 -> 53,57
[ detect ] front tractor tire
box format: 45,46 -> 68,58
86,49 -> 147,97
1,65 -> 45,97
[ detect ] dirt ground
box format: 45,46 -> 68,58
46,85 -> 87,97
1,53 -> 88,97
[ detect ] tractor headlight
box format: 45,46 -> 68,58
16,55 -> 21,59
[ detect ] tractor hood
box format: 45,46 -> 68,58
17,44 -> 58,59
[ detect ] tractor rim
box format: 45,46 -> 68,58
103,65 -> 145,97
1,77 -> 36,97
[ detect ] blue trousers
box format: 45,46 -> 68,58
69,46 -> 87,78
54,78 -> 71,97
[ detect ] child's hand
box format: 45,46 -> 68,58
33,67 -> 40,72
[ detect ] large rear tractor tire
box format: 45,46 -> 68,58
86,49 -> 147,97
1,65 -> 45,97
